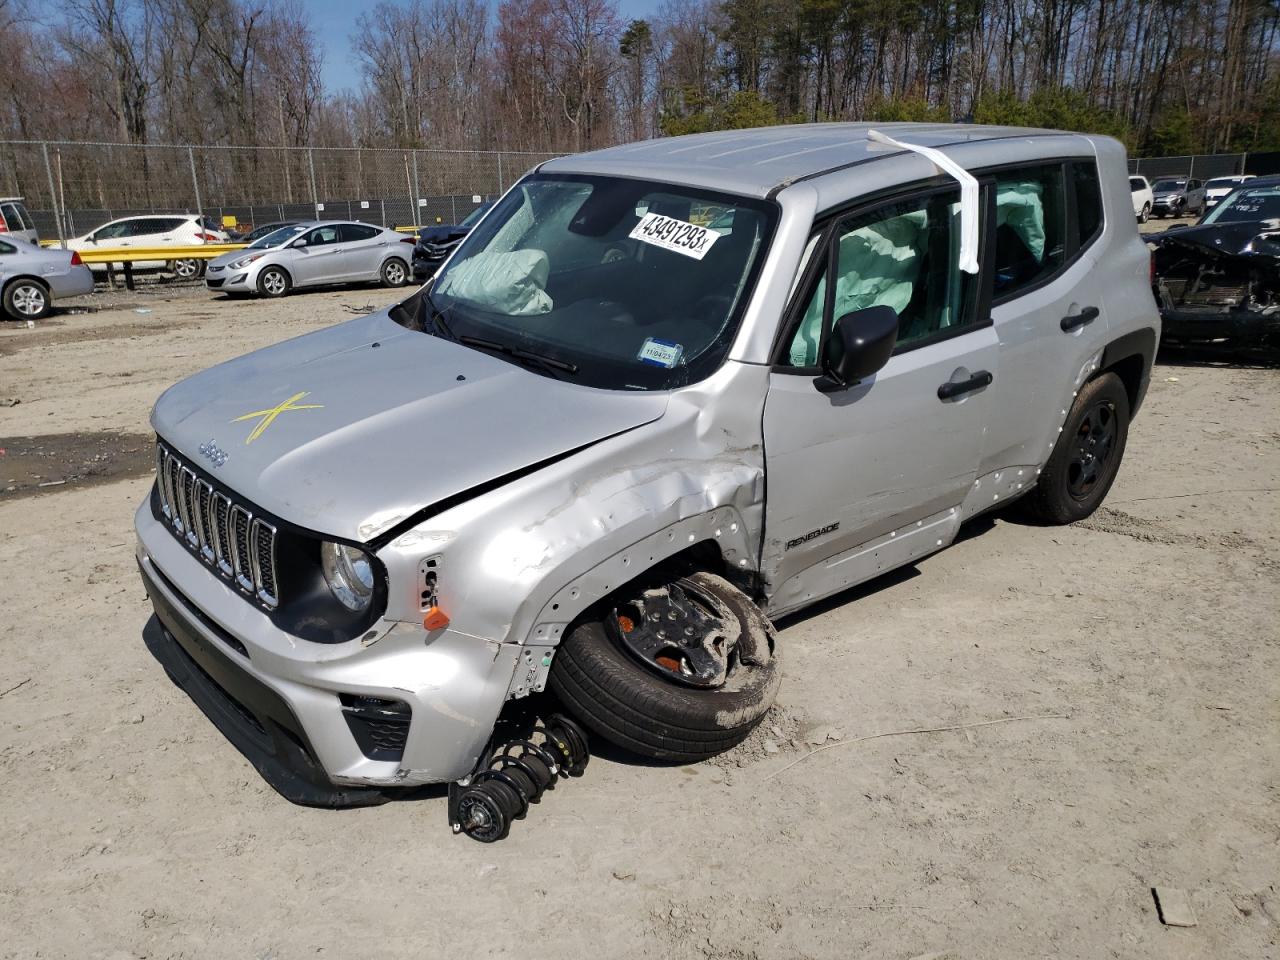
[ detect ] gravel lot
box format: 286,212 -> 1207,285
1,271 -> 1277,960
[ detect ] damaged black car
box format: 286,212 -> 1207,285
1150,176 -> 1280,351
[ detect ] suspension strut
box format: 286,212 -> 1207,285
448,713 -> 591,843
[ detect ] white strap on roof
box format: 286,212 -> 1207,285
867,129 -> 979,274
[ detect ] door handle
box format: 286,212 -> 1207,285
937,370 -> 993,400
1061,305 -> 1099,331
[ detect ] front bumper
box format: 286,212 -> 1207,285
205,264 -> 254,292
1152,198 -> 1184,215
135,501 -> 520,802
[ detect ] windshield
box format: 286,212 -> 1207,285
248,224 -> 307,249
1205,178 -> 1242,191
1153,179 -> 1185,192
458,203 -> 492,229
1129,177 -> 1147,191
1201,186 -> 1280,224
429,174 -> 777,390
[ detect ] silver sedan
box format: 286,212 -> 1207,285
205,220 -> 417,297
0,239 -> 95,320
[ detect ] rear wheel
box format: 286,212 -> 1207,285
172,258 -> 203,281
257,266 -> 291,298
4,279 -> 50,320
381,257 -> 409,287
1026,372 -> 1130,525
549,571 -> 780,762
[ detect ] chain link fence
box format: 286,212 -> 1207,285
0,140 -> 563,242
1128,151 -> 1280,181
5,139 -> 1279,244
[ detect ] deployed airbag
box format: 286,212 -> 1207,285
996,181 -> 1047,261
436,249 -> 553,315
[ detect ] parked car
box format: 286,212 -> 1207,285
1150,177 -> 1206,218
1203,175 -> 1255,210
411,201 -> 494,281
0,238 -> 94,319
1129,175 -> 1153,222
136,124 -> 1158,837
236,220 -> 302,245
1149,175 -> 1280,351
0,197 -> 39,244
204,220 -> 416,297
67,214 -> 231,279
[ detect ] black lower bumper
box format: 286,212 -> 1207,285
139,559 -> 390,808
1160,307 -> 1280,345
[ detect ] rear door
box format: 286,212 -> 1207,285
761,182 -> 998,615
979,158 -> 1112,480
336,223 -> 384,279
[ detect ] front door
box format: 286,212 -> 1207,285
290,224 -> 343,286
761,185 -> 998,616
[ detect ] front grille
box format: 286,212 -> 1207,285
206,277 -> 225,288
155,441 -> 280,609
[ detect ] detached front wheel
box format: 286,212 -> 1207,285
549,571 -> 780,762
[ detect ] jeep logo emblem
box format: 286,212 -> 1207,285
198,439 -> 229,468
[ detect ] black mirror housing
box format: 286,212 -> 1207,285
816,305 -> 899,392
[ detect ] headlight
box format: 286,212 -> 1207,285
320,541 -> 375,612
228,252 -> 265,270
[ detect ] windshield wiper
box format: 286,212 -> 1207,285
457,334 -> 579,378
421,288 -> 457,342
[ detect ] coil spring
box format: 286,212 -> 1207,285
453,713 -> 590,843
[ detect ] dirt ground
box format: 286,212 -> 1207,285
1,272 -> 1277,960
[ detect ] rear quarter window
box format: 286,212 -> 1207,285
339,224 -> 380,242
1071,161 -> 1104,245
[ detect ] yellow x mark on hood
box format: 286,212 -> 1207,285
232,391 -> 324,444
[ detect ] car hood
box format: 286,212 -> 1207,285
1153,219 -> 1280,258
152,310 -> 669,543
208,247 -> 279,268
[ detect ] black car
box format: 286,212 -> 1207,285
1150,176 -> 1280,350
411,202 -> 493,282
234,221 -> 302,245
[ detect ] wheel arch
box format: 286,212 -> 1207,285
4,273 -> 51,295
257,262 -> 293,291
1099,327 -> 1157,416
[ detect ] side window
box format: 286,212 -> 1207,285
784,188 -> 975,367
339,223 -> 379,243
1072,161 -> 1104,245
1,203 -> 25,230
991,164 -> 1067,300
0,239 -> 16,254
131,219 -> 166,237
304,226 -> 339,246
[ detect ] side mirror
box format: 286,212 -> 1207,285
815,305 -> 899,393
291,238 -> 308,248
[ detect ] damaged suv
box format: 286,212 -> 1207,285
136,124 -> 1159,814
1150,176 -> 1280,351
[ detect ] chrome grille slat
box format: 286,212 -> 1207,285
153,442 -> 280,610
195,480 -> 216,562
179,468 -> 199,547
212,493 -> 233,576
250,518 -> 278,607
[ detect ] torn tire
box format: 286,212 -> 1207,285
549,571 -> 780,762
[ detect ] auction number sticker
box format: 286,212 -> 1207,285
629,212 -> 720,260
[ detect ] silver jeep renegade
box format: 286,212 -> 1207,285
136,123 -> 1159,816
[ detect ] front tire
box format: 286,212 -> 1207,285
549,571 -> 781,762
1026,372 -> 1130,525
381,257 -> 409,287
1138,202 -> 1150,224
257,266 -> 291,298
4,279 -> 50,320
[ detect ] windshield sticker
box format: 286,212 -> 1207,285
638,338 -> 683,368
629,212 -> 720,260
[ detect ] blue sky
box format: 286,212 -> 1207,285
309,0 -> 661,94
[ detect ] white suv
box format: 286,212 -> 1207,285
68,214 -> 230,279
1129,176 -> 1153,222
